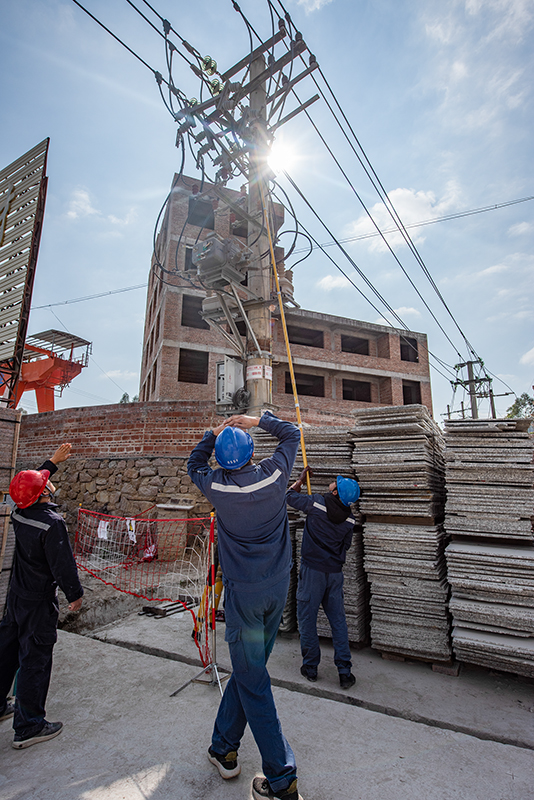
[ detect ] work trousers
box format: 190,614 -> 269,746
296,564 -> 352,674
211,574 -> 296,794
0,592 -> 58,737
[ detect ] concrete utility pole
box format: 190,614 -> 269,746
453,359 -> 497,420
245,54 -> 272,415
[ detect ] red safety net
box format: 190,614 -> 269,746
74,508 -> 215,666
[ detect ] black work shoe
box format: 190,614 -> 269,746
207,745 -> 241,779
339,672 -> 356,690
0,701 -> 15,722
12,720 -> 63,749
252,776 -> 303,800
300,665 -> 317,682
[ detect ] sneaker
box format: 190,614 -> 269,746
207,745 -> 241,779
12,721 -> 63,749
339,672 -> 356,690
252,776 -> 303,800
0,701 -> 15,722
300,666 -> 317,683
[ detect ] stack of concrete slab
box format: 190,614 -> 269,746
444,418 -> 534,676
443,418 -> 534,541
294,522 -> 369,646
349,405 -> 451,662
252,425 -> 355,494
348,405 -> 446,519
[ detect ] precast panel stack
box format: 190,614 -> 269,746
349,405 -> 451,662
444,418 -> 534,677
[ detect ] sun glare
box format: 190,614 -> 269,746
268,138 -> 297,175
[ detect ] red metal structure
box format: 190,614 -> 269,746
0,329 -> 91,413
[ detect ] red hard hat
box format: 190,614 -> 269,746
9,469 -> 51,509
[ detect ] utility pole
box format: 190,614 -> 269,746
246,54 -> 272,415
451,359 -> 504,420
179,22 -> 318,415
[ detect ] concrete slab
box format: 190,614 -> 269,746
0,629 -> 533,800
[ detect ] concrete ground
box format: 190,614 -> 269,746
0,608 -> 533,800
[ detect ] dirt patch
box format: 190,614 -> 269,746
58,571 -> 145,634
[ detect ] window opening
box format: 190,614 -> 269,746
341,335 -> 369,355
342,379 -> 372,402
400,336 -> 419,362
179,349 -> 209,384
286,325 -> 324,349
187,197 -> 215,229
181,294 -> 210,329
285,371 -> 324,397
402,380 -> 421,404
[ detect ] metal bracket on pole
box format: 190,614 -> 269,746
229,285 -> 263,358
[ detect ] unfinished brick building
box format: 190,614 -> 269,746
139,174 -> 432,423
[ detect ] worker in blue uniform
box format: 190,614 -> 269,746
286,468 -> 360,689
0,443 -> 83,749
188,411 -> 303,800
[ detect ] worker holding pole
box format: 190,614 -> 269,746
187,411 -> 303,800
287,468 -> 360,689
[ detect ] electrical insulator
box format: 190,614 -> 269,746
210,79 -> 222,96
202,56 -> 217,76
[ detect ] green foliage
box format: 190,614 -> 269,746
505,393 -> 534,418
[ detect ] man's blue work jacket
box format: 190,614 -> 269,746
187,412 -> 300,592
286,490 -> 356,573
10,460 -> 84,603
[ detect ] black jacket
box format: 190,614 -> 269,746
286,489 -> 356,573
10,460 -> 83,603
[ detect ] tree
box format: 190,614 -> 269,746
506,393 -> 534,418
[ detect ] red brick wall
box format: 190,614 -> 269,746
16,400 -> 220,461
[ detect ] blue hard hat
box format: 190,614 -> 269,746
215,426 -> 254,470
336,476 -> 360,506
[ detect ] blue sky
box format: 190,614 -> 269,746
1,0 -> 533,420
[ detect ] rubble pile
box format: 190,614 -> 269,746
350,405 -> 451,661
444,418 -> 534,676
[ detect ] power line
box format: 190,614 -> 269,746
275,194 -> 457,385
32,284 -> 147,309
267,0 -> 481,360
71,0 -> 159,75
48,309 -> 129,395
290,195 -> 534,255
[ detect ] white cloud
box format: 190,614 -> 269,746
297,0 -> 333,12
345,183 -> 461,252
395,306 -> 421,317
374,307 -> 420,327
422,1 -> 534,137
66,188 -> 136,227
98,369 -> 139,381
508,221 -> 533,236
519,346 -> 534,366
66,188 -> 99,219
476,263 -> 510,277
316,274 -> 350,290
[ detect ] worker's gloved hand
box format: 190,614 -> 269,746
298,466 -> 313,482
290,465 -> 313,493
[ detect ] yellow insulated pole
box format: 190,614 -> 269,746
259,182 -> 312,495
